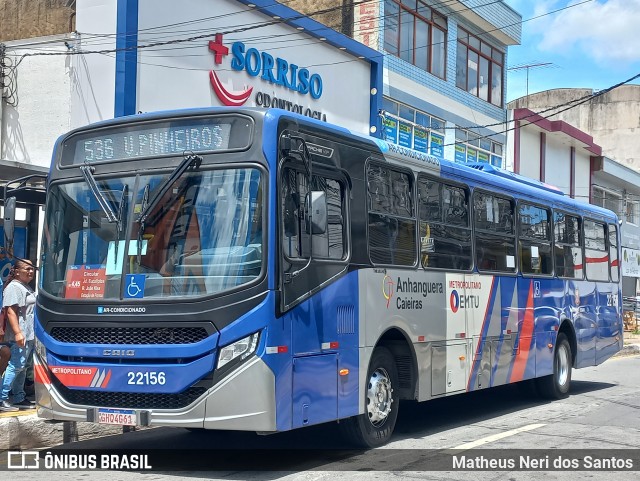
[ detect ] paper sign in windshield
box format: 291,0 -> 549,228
65,265 -> 107,299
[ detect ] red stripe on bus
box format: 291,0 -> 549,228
585,255 -> 609,263
101,370 -> 112,388
510,282 -> 535,383
34,363 -> 51,385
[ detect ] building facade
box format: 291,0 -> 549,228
509,86 -> 640,171
1,0 -> 524,280
72,0 -> 381,134
507,98 -> 640,303
0,0 -> 75,42
0,0 -> 77,273
290,0 -> 522,167
505,107 -> 601,203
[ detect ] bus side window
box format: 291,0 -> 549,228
554,212 -> 583,279
367,164 -> 416,266
474,191 -> 516,273
518,203 -> 552,276
282,168 -> 302,258
282,168 -> 346,261
418,176 -> 471,270
284,192 -> 300,237
609,223 -> 620,282
584,219 -> 608,281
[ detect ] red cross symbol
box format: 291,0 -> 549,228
209,34 -> 229,65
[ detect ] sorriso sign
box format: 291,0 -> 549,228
209,33 -> 324,117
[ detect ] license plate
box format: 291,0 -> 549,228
97,408 -> 136,426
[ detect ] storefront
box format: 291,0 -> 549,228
0,161 -> 47,281
72,0 -> 382,134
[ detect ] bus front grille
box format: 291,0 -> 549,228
49,326 -> 209,345
52,377 -> 207,410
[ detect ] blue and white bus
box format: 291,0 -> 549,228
18,108 -> 621,447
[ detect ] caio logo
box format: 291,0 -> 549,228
208,34 -> 324,107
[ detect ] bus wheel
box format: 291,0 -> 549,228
536,333 -> 572,399
339,347 -> 399,448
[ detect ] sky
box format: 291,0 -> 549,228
503,0 -> 640,102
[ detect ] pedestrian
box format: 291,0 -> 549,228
0,274 -> 9,378
0,259 -> 36,411
0,346 -> 8,379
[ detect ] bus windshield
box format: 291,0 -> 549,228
41,167 -> 264,300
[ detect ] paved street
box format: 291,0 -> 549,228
2,352 -> 639,480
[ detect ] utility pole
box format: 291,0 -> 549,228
0,43 -> 5,162
0,43 -> 4,91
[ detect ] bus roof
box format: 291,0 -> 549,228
59,107 -> 618,222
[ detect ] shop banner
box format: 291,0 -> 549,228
414,128 -> 428,153
430,132 -> 444,158
467,147 -> 478,163
398,121 -> 413,148
384,117 -> 398,143
623,248 -> 640,277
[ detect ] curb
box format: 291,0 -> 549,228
615,344 -> 640,358
2,344 -> 637,450
0,414 -> 125,450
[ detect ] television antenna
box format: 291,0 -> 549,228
508,62 -> 555,101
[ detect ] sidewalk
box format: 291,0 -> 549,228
0,411 -> 125,450
620,330 -> 640,356
1,333 -> 639,451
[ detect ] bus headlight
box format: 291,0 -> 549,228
217,332 -> 260,370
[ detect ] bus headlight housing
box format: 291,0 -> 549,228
217,332 -> 260,370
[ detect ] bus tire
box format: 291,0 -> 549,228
536,332 -> 572,399
339,346 -> 399,448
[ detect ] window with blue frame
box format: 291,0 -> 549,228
454,127 -> 503,167
382,98 -> 445,158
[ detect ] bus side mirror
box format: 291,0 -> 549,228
3,196 -> 16,256
305,191 -> 327,235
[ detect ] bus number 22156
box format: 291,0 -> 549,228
127,371 -> 166,385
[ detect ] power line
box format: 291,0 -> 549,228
1,0 -> 612,136
5,0 -> 378,58
438,71 -> 640,149
4,0 -> 593,62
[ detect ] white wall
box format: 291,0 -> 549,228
544,139 -> 570,195
518,129 -> 539,181
72,0 -> 373,133
136,0 -> 372,134
71,0 -> 118,128
574,150 -> 591,204
2,37 -> 72,168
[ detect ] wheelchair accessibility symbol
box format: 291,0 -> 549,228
125,274 -> 146,298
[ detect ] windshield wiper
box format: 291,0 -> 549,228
116,184 -> 128,235
136,152 -> 202,263
115,184 -> 128,264
137,153 -> 203,226
80,165 -> 117,223
137,184 -> 150,264
80,166 -> 130,265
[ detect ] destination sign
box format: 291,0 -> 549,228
62,116 -> 251,165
